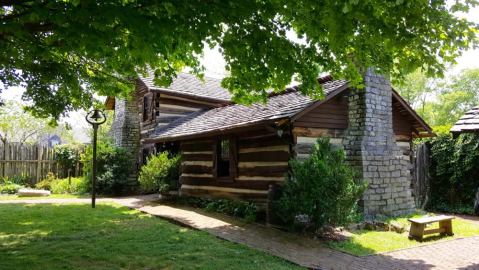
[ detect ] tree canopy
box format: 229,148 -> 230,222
1,0 -> 478,120
395,68 -> 479,133
0,100 -> 74,144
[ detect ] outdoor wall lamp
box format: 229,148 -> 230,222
276,128 -> 284,138
85,109 -> 107,208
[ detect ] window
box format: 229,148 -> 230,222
217,140 -> 230,177
214,138 -> 237,181
143,96 -> 150,121
155,93 -> 160,117
142,148 -> 150,165
155,142 -> 179,157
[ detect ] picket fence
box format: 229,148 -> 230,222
0,142 -> 83,185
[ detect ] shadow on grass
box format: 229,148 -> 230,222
327,227 -> 454,257
0,203 -> 300,270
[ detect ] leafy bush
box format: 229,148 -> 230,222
35,172 -> 57,190
4,175 -> 30,186
431,201 -> 475,215
275,138 -> 366,230
0,183 -> 24,194
139,152 -> 181,193
427,133 -> 479,212
50,177 -> 89,194
54,144 -> 81,177
177,196 -> 257,222
82,142 -> 132,195
204,199 -> 257,222
35,172 -> 88,194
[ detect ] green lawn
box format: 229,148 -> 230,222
0,194 -> 89,200
328,214 -> 479,256
0,203 -> 302,270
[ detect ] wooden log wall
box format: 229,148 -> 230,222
294,94 -> 349,130
135,78 -> 221,156
139,94 -> 211,139
292,127 -> 412,161
393,98 -> 414,140
292,92 -> 414,159
179,131 -> 292,202
0,142 -> 83,185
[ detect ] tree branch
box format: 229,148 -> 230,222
20,130 -> 38,144
24,22 -> 53,33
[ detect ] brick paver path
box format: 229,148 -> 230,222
2,195 -> 479,270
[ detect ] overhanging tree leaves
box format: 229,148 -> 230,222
1,0 -> 478,120
395,68 -> 479,131
0,100 -> 73,144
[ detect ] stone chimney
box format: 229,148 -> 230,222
112,95 -> 141,190
344,68 -> 415,217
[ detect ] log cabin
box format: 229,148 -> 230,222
106,70 -> 434,216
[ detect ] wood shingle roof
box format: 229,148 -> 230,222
451,106 -> 479,133
146,80 -> 348,142
140,72 -> 232,102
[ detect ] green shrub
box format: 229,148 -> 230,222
204,199 -> 257,222
54,144 -> 81,177
34,172 -> 88,194
4,175 -> 30,186
0,176 -> 28,194
427,133 -> 479,212
50,177 -> 89,194
0,183 -> 23,194
275,138 -> 366,230
176,196 -> 257,222
139,152 -> 181,193
82,142 -> 132,195
35,172 -> 57,190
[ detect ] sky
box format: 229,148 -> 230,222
1,4 -> 479,143
449,5 -> 479,74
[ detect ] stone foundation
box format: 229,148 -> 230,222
112,95 -> 141,190
344,68 -> 415,217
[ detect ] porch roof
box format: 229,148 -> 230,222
145,79 -> 349,142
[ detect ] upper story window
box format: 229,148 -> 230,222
214,138 -> 237,181
155,93 -> 160,117
143,96 -> 150,122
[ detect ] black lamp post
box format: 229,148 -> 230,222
85,109 -> 107,208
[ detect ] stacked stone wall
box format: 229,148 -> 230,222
112,96 -> 141,190
343,69 -> 415,217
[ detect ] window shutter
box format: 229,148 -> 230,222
212,140 -> 218,179
229,138 -> 238,179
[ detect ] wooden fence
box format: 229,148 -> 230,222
0,142 -> 83,185
412,142 -> 430,209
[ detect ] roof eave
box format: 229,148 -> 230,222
391,89 -> 434,136
290,82 -> 350,122
149,87 -> 232,106
144,118 -> 288,143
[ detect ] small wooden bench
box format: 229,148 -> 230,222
408,215 -> 454,241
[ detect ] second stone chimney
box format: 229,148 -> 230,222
111,94 -> 141,191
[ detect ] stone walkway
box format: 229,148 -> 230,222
2,195 -> 479,270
